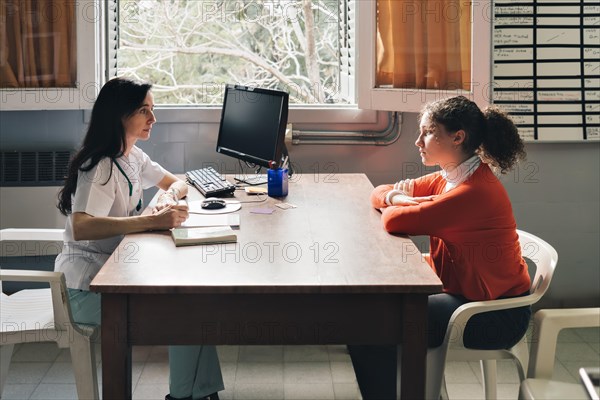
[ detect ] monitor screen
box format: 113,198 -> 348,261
216,85 -> 289,169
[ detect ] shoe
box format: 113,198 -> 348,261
165,391 -> 219,400
165,395 -> 192,400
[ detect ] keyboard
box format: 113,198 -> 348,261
185,167 -> 236,197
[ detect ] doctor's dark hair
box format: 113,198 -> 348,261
421,96 -> 526,174
58,77 -> 152,215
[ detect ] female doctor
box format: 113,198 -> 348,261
55,77 -> 223,400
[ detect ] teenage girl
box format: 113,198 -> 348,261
350,96 -> 531,399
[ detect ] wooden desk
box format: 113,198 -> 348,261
90,174 -> 442,399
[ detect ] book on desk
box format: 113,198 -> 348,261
171,226 -> 237,247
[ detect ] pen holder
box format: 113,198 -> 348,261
268,168 -> 289,197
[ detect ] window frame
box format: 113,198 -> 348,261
0,0 -> 101,111
356,0 -> 492,113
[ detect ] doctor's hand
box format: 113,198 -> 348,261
150,203 -> 189,229
152,189 -> 182,213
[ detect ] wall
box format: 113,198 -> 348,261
1,110 -> 598,307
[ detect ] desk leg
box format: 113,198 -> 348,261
399,294 -> 428,400
101,294 -> 132,399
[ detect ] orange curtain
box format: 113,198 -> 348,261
376,0 -> 471,91
0,0 -> 76,88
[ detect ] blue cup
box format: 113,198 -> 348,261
267,168 -> 289,197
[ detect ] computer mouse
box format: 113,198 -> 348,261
201,198 -> 227,210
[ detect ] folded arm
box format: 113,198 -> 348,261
370,177 -> 438,209
380,186 -> 467,236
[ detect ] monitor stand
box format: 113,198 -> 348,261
234,174 -> 268,185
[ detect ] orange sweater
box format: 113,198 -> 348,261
371,164 -> 530,301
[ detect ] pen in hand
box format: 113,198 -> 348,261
152,202 -> 189,228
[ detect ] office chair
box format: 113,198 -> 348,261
427,229 -> 558,400
0,228 -> 99,400
519,307 -> 600,400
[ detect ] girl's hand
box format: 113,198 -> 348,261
390,178 -> 436,205
390,193 -> 437,206
393,179 -> 415,197
151,204 -> 189,229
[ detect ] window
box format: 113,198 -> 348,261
357,1 -> 492,112
0,0 -> 100,110
110,0 -> 355,106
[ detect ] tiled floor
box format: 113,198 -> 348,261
2,327 -> 598,400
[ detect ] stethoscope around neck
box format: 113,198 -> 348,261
113,159 -> 142,212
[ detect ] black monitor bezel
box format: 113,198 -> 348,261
216,84 -> 289,169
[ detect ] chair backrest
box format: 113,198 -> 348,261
517,229 -> 558,303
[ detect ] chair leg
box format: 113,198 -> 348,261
481,359 -> 497,400
511,338 -> 529,382
70,333 -> 99,400
0,344 -> 15,396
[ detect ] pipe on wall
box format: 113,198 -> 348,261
291,112 -> 402,146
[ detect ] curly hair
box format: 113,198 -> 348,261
421,96 -> 526,174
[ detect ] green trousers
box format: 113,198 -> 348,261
67,289 -> 224,399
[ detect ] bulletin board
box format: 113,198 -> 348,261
493,1 -> 599,141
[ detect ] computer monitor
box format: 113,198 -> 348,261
216,84 -> 289,170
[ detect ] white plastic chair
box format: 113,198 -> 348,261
519,308 -> 600,400
426,229 -> 558,400
0,228 -> 99,400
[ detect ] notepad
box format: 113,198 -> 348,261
182,213 -> 240,228
171,226 -> 237,247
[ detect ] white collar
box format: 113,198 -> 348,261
441,155 -> 481,192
